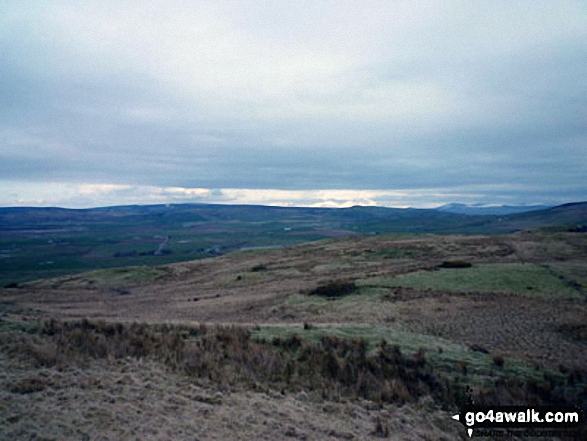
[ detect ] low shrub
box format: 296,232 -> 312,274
438,260 -> 472,269
251,264 -> 268,272
469,343 -> 489,354
492,355 -> 505,368
308,281 -> 357,298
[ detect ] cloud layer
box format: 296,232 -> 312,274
1,1 -> 586,207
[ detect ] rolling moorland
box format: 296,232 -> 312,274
1,201 -> 585,287
1,202 -> 587,439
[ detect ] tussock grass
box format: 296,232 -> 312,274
252,324 -> 581,394
1,318 -> 585,415
1,319 -> 455,406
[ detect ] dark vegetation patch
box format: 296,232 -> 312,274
251,264 -> 268,272
363,247 -> 429,259
541,223 -> 587,233
9,377 -> 47,394
469,343 -> 490,354
437,260 -> 472,269
567,224 -> 587,233
308,281 -> 357,299
492,355 -> 505,368
0,319 -> 37,333
556,323 -> 587,343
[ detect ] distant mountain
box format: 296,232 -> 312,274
436,203 -> 552,216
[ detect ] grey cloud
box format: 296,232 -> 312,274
0,1 -> 586,207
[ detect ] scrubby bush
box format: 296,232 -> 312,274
308,280 -> 357,298
438,260 -> 472,269
251,264 -> 268,272
492,355 -> 505,368
469,343 -> 489,354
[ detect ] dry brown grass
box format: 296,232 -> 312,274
1,351 -> 468,440
1,319 -> 458,405
1,319 -> 477,440
4,318 -> 584,407
3,317 -> 584,440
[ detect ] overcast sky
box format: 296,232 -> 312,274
1,1 -> 586,208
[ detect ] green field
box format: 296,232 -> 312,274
360,263 -> 583,299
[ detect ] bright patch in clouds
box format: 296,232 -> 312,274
0,181 -> 570,210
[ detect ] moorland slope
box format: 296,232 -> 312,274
1,230 -> 586,439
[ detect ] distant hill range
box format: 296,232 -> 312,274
1,201 -> 586,285
483,201 -> 587,232
1,201 -> 586,235
435,203 -> 552,216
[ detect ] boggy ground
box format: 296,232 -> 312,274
1,231 -> 586,440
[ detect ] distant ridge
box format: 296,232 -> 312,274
493,200 -> 587,230
1,200 -> 586,285
435,203 -> 552,216
1,201 -> 585,232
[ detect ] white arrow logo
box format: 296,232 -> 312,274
452,414 -> 473,437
